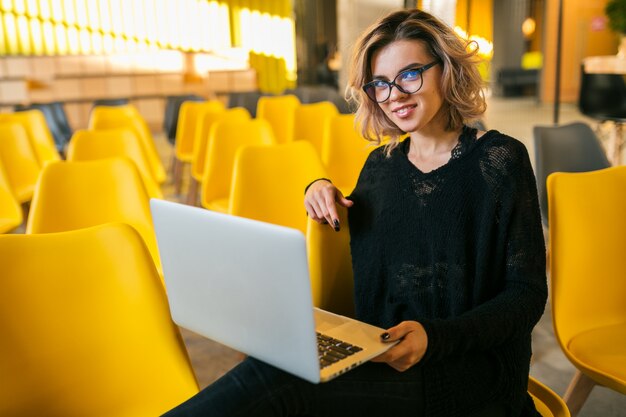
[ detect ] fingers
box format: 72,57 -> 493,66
304,180 -> 351,231
371,321 -> 429,372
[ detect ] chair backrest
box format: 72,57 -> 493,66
201,118 -> 275,212
26,158 -> 162,275
229,140 -> 327,233
89,105 -> 166,184
163,94 -> 205,144
0,223 -> 198,416
0,110 -> 61,166
528,377 -> 571,417
323,114 -> 372,196
191,107 -> 251,182
14,103 -> 69,153
306,205 -> 355,317
92,97 -> 130,107
0,157 -> 23,233
256,94 -> 301,144
66,128 -> 163,199
578,68 -> 626,121
0,122 -> 41,203
175,100 -> 225,161
547,166 -> 626,360
293,101 -> 338,155
533,122 -> 611,226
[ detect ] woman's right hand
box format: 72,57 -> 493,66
304,179 -> 353,231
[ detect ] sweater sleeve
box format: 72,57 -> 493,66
419,140 -> 548,362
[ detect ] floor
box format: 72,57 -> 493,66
79,96 -> 626,415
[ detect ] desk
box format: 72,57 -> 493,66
581,56 -> 626,165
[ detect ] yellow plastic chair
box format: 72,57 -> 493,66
0,158 -> 23,233
529,377 -> 571,417
200,118 -> 276,213
547,166 -> 626,416
66,129 -> 163,199
89,105 -> 167,184
323,114 -> 373,196
26,159 -> 163,276
293,101 -> 339,155
0,110 -> 61,167
0,122 -> 41,203
172,100 -> 225,194
229,140 -> 327,233
187,107 -> 250,205
256,94 -> 301,144
306,205 -> 355,317
0,223 -> 198,416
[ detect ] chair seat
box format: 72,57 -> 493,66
205,198 -> 229,213
567,322 -> 626,393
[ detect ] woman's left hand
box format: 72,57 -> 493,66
371,321 -> 429,372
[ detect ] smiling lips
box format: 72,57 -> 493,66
392,104 -> 417,118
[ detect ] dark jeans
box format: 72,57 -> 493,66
162,357 -> 507,417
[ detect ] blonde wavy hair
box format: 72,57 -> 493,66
347,8 -> 487,155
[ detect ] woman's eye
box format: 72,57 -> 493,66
400,70 -> 419,81
373,80 -> 389,89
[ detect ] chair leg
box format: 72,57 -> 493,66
173,159 -> 184,195
186,178 -> 199,206
563,370 -> 596,417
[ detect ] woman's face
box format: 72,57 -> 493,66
369,39 -> 444,134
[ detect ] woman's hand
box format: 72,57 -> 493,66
304,179 -> 353,230
371,321 -> 429,372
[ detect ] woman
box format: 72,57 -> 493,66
163,8 -> 547,417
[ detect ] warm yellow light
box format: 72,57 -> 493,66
121,0 -> 135,39
454,26 -> 493,59
25,0 -> 38,17
522,17 -> 536,39
15,15 -> 30,54
90,30 -> 102,53
3,13 -> 19,53
131,0 -> 146,41
38,0 -> 50,19
85,0 -> 98,28
29,17 -> 44,54
54,22 -> 68,54
143,0 -> 156,43
74,0 -> 87,27
62,0 -> 75,24
66,25 -> 80,54
113,34 -> 125,53
0,13 -> 6,54
102,32 -> 114,53
97,0 -> 111,32
1,0 -> 13,12
41,20 -> 55,54
13,0 -> 26,15
79,27 -> 91,53
109,0 -> 122,35
50,0 -> 63,22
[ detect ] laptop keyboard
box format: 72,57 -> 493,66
317,332 -> 363,369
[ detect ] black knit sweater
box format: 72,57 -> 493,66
347,129 -> 547,417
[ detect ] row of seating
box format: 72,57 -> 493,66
0,98 -> 580,415
170,95 -> 371,219
533,122 -> 626,416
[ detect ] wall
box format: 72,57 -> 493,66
336,0 -> 405,91
542,0 -> 617,103
0,52 -> 255,129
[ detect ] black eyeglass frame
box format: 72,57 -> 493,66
362,61 -> 439,103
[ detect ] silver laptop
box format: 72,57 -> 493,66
150,199 -> 396,383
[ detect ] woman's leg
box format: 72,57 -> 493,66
162,357 -> 425,417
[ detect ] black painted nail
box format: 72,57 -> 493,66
333,219 -> 339,228
380,332 -> 390,341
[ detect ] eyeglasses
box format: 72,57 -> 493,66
362,61 -> 439,103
